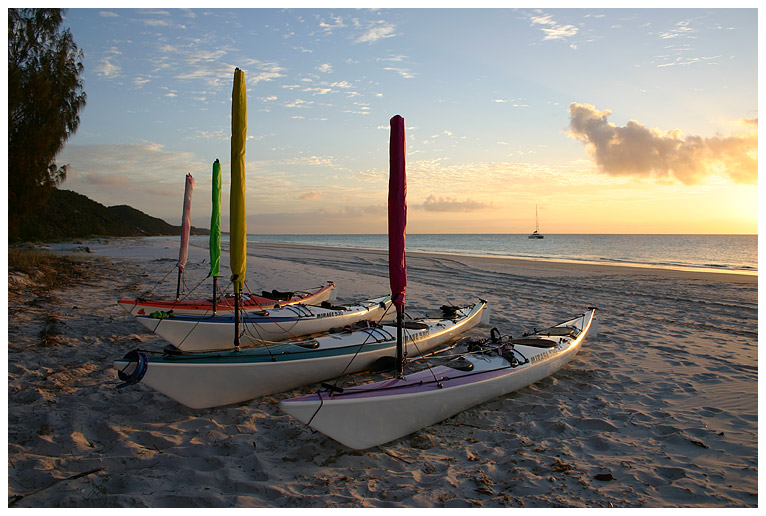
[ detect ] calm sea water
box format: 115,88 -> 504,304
227,234 -> 757,275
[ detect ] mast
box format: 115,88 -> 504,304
176,173 -> 194,300
209,159 -> 222,313
388,115 -> 407,377
536,204 -> 541,234
230,68 -> 247,350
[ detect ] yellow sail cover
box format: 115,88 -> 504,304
230,68 -> 247,292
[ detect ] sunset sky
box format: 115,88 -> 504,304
57,7 -> 758,234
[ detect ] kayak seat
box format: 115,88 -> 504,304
440,305 -> 459,318
511,338 -> 558,348
447,358 -> 474,371
261,289 -> 294,301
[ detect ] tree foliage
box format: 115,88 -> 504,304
8,8 -> 86,241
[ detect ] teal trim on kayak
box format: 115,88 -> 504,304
149,337 -> 397,365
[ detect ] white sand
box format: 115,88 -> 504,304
7,236 -> 758,507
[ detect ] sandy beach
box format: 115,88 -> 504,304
7,236 -> 758,507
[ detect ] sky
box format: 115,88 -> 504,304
54,6 -> 758,234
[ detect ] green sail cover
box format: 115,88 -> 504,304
209,159 -> 222,277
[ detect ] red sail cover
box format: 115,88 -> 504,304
388,115 -> 407,312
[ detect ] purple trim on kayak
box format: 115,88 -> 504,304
283,309 -> 594,404
284,353 -> 546,403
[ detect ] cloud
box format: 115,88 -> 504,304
383,67 -> 416,79
659,19 -> 696,40
97,58 -> 121,79
317,63 -> 333,73
81,171 -> 132,188
356,22 -> 397,43
142,18 -> 170,27
59,143 -> 204,190
96,46 -> 123,79
529,13 -> 578,42
284,98 -> 313,109
318,15 -> 346,33
298,191 -> 322,201
99,11 -> 119,18
420,195 -> 489,212
303,87 -> 332,95
282,155 -> 335,167
568,103 -> 758,185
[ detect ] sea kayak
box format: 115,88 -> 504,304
114,300 -> 489,409
279,308 -> 596,450
117,281 -> 336,317
133,295 -> 393,352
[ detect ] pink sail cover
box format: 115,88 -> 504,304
388,115 -> 407,312
178,173 -> 195,270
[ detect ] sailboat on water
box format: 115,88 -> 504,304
528,204 -> 544,239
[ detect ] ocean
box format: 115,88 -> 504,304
225,234 -> 756,275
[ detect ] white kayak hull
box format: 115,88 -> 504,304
118,282 -> 336,317
279,308 -> 596,450
134,295 -> 392,352
114,300 -> 489,409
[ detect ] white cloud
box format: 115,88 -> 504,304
383,67 -> 415,79
659,19 -> 697,40
99,11 -> 119,18
282,156 -> 335,167
97,58 -> 121,79
378,54 -> 407,62
318,15 -> 346,33
96,46 -> 123,79
143,19 -> 170,27
317,63 -> 333,73
356,23 -> 397,43
284,98 -> 313,109
528,12 -> 578,42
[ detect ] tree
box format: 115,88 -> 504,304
8,8 -> 86,241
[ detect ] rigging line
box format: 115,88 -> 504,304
244,296 -> 384,342
174,273 -> 209,305
139,264 -> 178,298
318,300 -> 398,392
404,305 -> 479,386
155,282 -> 244,351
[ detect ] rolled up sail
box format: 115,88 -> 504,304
209,159 -> 222,278
230,68 -> 247,293
388,115 -> 407,313
178,173 -> 194,271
